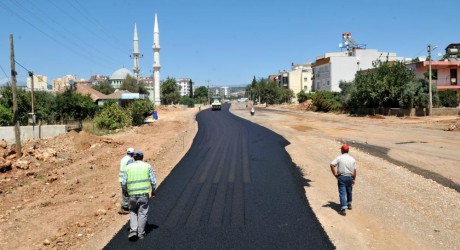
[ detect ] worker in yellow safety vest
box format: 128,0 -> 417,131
118,147 -> 134,214
122,150 -> 156,240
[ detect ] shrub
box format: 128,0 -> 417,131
297,90 -> 317,103
438,90 -> 459,107
313,91 -> 342,112
95,103 -> 131,130
131,100 -> 155,126
180,96 -> 195,107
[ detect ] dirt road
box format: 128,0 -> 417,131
230,103 -> 460,249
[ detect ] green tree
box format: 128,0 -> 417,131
0,86 -> 30,125
130,100 -> 155,126
92,80 -> 115,95
180,96 -> 195,107
347,61 -> 415,109
96,103 -> 131,130
188,79 -> 194,98
34,91 -> 58,124
161,77 -> 181,105
193,86 -> 208,104
55,89 -> 98,122
0,104 -> 12,126
120,75 -> 148,94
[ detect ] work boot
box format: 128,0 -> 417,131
118,208 -> 129,214
128,231 -> 137,239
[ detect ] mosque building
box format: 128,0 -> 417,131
108,14 -> 161,105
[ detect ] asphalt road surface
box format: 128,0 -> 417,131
104,104 -> 334,249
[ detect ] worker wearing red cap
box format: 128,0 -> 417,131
330,144 -> 357,216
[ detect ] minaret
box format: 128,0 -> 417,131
153,13 -> 161,105
132,23 -> 140,80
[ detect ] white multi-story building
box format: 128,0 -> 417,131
220,87 -> 229,98
177,78 -> 191,96
313,48 -> 402,92
27,74 -> 48,90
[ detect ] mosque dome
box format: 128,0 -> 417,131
110,68 -> 132,80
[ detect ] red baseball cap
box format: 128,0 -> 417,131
341,144 -> 350,151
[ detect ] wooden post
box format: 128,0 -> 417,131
10,34 -> 22,158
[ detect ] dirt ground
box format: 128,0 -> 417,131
231,102 -> 460,250
0,103 -> 459,250
0,106 -> 198,250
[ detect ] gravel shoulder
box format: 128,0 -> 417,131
230,103 -> 460,250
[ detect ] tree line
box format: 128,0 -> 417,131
0,85 -> 154,131
248,61 -> 458,112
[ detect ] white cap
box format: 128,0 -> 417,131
127,148 -> 134,154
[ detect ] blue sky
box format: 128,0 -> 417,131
0,0 -> 459,87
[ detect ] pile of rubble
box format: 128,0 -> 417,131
0,139 -> 58,172
296,100 -> 315,111
445,119 -> 460,132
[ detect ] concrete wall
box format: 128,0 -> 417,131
431,108 -> 460,116
0,125 -> 67,144
350,107 -> 459,117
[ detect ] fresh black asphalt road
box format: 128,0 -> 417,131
104,103 -> 334,249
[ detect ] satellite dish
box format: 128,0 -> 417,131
339,43 -> 343,48
437,52 -> 443,57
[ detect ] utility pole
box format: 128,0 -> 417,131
427,44 -> 436,116
10,34 -> 22,158
29,71 -> 35,119
206,80 -> 210,105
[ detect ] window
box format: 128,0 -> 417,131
303,78 -> 308,82
451,69 -> 458,85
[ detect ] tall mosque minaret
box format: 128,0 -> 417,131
153,13 -> 161,106
132,23 -> 141,80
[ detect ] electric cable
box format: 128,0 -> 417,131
10,0 -> 119,66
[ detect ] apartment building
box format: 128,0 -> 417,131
313,48 -> 402,92
27,74 -> 48,91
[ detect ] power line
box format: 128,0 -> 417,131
10,0 -> 119,65
68,0 -> 124,48
0,1 -> 117,73
0,65 -> 11,83
45,0 -> 123,51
